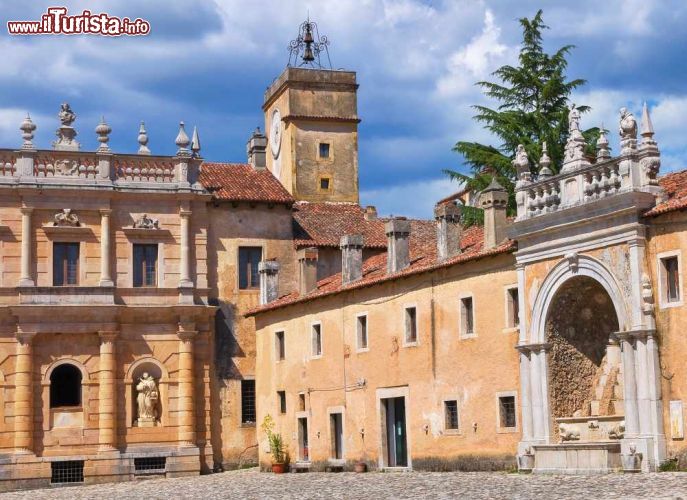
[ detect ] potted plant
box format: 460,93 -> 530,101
261,414 -> 287,473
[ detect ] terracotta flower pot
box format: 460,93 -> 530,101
272,463 -> 287,474
354,462 -> 367,473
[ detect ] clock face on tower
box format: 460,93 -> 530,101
270,108 -> 282,159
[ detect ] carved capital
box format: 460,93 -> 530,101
15,330 -> 37,346
98,330 -> 119,344
20,207 -> 33,216
99,208 -> 113,217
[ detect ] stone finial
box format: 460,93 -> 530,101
175,121 -> 191,156
639,102 -> 658,153
512,144 -> 530,181
596,123 -> 611,160
95,116 -> 111,153
191,126 -> 201,156
138,121 -> 151,155
20,113 -> 36,150
538,142 -> 553,178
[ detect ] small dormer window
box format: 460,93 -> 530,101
319,142 -> 330,159
320,177 -> 331,191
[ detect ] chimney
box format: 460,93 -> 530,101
434,203 -> 462,261
246,127 -> 267,168
340,234 -> 364,285
480,178 -> 509,250
385,218 -> 411,274
364,205 -> 377,221
297,247 -> 319,295
258,260 -> 280,305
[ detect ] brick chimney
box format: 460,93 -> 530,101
480,178 -> 508,250
246,127 -> 267,169
364,205 -> 377,221
258,260 -> 280,305
434,203 -> 462,261
340,234 -> 364,285
385,218 -> 411,274
297,247 -> 319,295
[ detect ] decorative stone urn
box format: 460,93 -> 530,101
621,444 -> 642,473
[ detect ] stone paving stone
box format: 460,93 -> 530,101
2,469 -> 687,499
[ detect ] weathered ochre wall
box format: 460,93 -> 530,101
207,201 -> 296,468
255,252 -> 519,470
647,211 -> 687,460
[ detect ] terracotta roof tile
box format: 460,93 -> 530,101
645,169 -> 687,217
199,162 -> 294,205
292,202 -> 436,250
247,224 -> 515,316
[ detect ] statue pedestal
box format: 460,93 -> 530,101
136,418 -> 157,427
53,126 -> 80,151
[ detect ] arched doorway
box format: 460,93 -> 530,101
545,276 -> 624,439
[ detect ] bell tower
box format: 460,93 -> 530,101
263,19 -> 360,203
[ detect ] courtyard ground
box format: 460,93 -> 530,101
2,468 -> 686,499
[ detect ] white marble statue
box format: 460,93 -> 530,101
619,107 -> 637,140
559,423 -> 581,442
512,144 -> 530,179
58,102 -> 76,127
136,372 -> 159,425
568,103 -> 581,133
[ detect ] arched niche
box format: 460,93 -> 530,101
125,357 -> 169,428
42,358 -> 90,430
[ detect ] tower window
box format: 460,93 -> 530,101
50,364 -> 82,408
319,142 -> 331,159
319,177 -> 331,191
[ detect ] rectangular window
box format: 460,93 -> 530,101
241,380 -> 256,424
133,243 -> 158,287
357,314 -> 368,350
238,246 -> 262,290
51,460 -> 84,484
499,395 -> 517,429
311,323 -> 322,357
319,177 -> 331,191
461,297 -> 475,336
299,393 -> 306,412
319,142 -> 330,159
405,306 -> 417,344
663,256 -> 680,303
277,390 -> 286,414
53,242 -> 79,286
275,331 -> 285,361
507,287 -> 519,328
444,400 -> 459,431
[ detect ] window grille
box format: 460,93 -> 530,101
51,460 -> 84,484
444,400 -> 459,430
134,456 -> 166,473
241,380 -> 256,424
499,396 -> 517,428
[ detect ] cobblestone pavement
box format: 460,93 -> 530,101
3,469 -> 687,499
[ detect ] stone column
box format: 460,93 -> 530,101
179,208 -> 193,288
620,334 -> 639,438
635,334 -> 651,437
518,348 -> 533,442
19,207 -> 34,287
99,209 -> 114,287
529,347 -> 545,441
14,330 -> 36,453
98,330 -> 118,451
177,324 -> 196,446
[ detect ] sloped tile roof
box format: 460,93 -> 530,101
247,224 -> 515,316
645,169 -> 687,217
199,162 -> 294,205
292,201 -> 436,250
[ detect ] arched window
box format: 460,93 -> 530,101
50,364 -> 82,408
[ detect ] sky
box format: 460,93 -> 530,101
0,0 -> 686,218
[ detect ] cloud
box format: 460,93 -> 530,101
361,177 -> 459,219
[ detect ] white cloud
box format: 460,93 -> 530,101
361,177 -> 459,219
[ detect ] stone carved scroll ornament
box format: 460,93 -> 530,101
53,208 -> 80,227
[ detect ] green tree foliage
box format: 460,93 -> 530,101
444,10 -> 600,214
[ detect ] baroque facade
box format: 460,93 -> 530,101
2,28 -> 687,491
